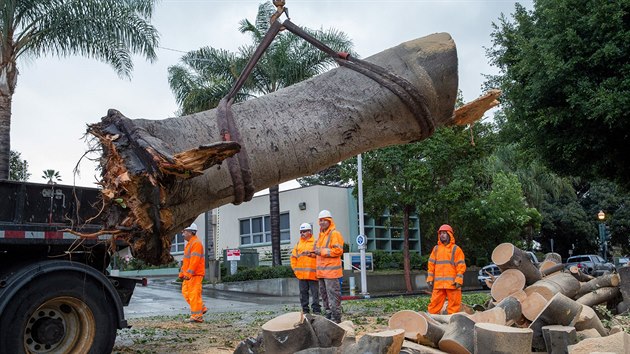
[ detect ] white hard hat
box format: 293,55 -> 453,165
184,223 -> 198,232
299,223 -> 312,231
318,210 -> 332,219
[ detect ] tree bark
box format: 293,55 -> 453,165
474,323 -> 533,354
575,286 -> 620,307
539,261 -> 565,276
575,273 -> 620,298
469,296 -> 522,326
438,314 -> 476,354
491,243 -> 542,285
528,293 -> 583,351
345,329 -> 405,354
541,325 -> 578,354
569,266 -> 594,282
388,310 -> 435,346
87,33 -> 473,264
574,304 -> 607,336
617,266 -> 630,303
524,272 -> 580,300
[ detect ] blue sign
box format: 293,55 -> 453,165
356,234 -> 366,246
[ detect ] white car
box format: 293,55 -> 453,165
478,264 -> 501,289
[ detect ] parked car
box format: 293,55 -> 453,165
478,263 -> 502,289
565,254 -> 616,276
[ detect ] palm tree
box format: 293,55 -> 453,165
42,169 -> 61,184
168,1 -> 355,265
0,0 -> 160,180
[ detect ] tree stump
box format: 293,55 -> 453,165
344,328 -> 405,354
438,314 -> 476,354
400,340 -> 449,354
490,269 -> 526,302
524,272 -> 580,300
261,312 -> 318,354
575,286 -> 620,307
541,325 -> 577,354
567,331 -> 630,354
575,273 -> 620,298
389,310 -> 434,346
528,293 -> 583,351
306,314 -> 347,348
474,323 -> 533,354
491,243 -> 542,285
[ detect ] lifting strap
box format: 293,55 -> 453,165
217,18 -> 433,205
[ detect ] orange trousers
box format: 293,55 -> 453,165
182,276 -> 206,319
427,288 -> 462,314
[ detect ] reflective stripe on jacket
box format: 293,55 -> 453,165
315,218 -> 344,279
290,235 -> 317,281
426,230 -> 466,289
180,235 -> 205,277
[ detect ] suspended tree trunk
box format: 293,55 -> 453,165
87,33 -> 499,264
270,184 -> 281,266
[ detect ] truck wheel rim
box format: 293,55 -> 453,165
24,296 -> 95,353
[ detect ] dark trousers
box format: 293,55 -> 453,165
299,279 -> 321,314
319,278 -> 342,323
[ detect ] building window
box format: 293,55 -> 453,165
240,212 -> 290,246
170,233 -> 185,254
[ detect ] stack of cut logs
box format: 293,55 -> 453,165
234,242 -> 630,354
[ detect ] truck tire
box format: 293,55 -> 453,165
0,270 -> 117,354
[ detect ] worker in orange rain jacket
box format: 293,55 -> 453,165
314,210 -> 344,323
426,224 -> 467,314
179,223 -> 207,323
290,222 -> 322,314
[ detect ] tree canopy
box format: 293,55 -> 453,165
0,0 -> 160,180
9,150 -> 29,181
486,0 -> 630,189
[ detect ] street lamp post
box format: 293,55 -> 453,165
597,210 -> 607,261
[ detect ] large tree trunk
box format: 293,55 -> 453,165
0,93 -> 14,180
87,33 -> 495,264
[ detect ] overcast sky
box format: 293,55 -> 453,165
11,0 -> 533,188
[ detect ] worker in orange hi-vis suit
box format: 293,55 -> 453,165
314,210 -> 344,323
179,223 -> 207,323
290,222 -> 321,314
426,224 -> 467,314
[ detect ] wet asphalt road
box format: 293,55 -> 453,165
124,277 -> 301,319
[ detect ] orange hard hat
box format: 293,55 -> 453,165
438,224 -> 453,233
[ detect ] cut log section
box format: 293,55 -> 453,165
344,328 -> 405,354
540,262 -> 565,277
401,340 -> 448,354
573,304 -> 607,336
524,272 -> 580,300
567,331 -> 630,354
438,314 -> 476,354
541,325 -> 578,354
417,312 -> 447,346
261,312 -> 318,354
520,291 -> 548,322
617,266 -> 630,303
469,296 -> 522,326
474,323 -> 533,354
491,243 -> 542,285
569,266 -> 594,282
528,293 -> 583,351
86,33 -> 470,265
575,273 -> 620,298
490,269 -> 526,302
575,286 -> 620,307
389,310 -> 434,346
543,252 -> 562,264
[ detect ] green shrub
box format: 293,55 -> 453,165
222,265 -> 295,283
372,250 -> 426,270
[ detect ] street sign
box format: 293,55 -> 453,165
226,249 -> 241,261
356,234 -> 366,247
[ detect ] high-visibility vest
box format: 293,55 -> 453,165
180,235 -> 205,277
315,218 -> 344,279
426,230 -> 466,289
290,235 -> 317,281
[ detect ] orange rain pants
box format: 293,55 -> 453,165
427,288 -> 462,314
182,275 -> 206,320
